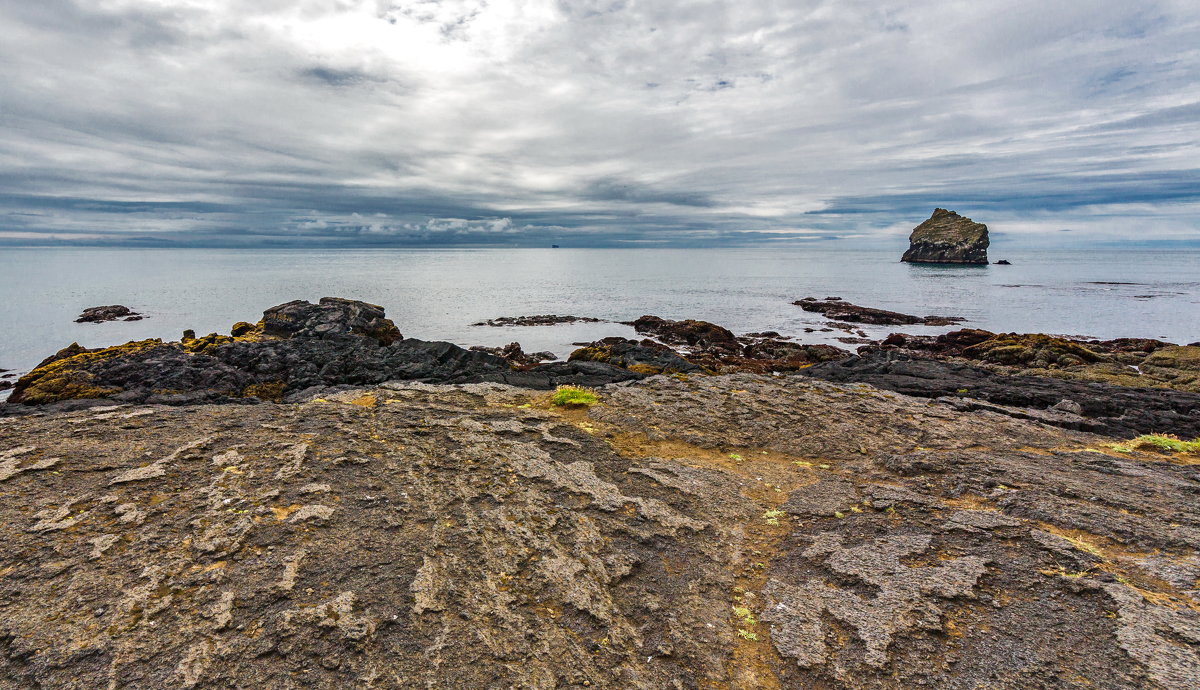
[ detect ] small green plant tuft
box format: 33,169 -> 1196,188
737,629 -> 760,641
763,509 -> 785,526
732,606 -> 758,625
550,386 -> 600,407
1131,434 -> 1200,454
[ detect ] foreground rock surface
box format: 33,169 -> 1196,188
2,374 -> 1199,688
901,208 -> 989,264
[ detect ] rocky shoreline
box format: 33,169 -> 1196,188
2,296 -> 1199,688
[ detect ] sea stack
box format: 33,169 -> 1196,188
901,208 -> 989,264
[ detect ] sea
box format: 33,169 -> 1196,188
1,246 -> 1197,389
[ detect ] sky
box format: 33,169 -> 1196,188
1,0 -> 1198,247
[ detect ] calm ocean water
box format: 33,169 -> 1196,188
1,247 -> 1197,383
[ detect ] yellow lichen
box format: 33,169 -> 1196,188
242,381 -> 287,402
9,339 -> 166,404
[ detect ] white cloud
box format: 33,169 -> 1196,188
0,0 -> 1197,245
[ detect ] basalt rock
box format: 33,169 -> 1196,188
5,374 -> 1198,688
873,331 -> 1198,392
472,315 -> 604,327
628,315 -> 740,351
801,351 -> 1200,438
901,208 -> 989,264
7,299 -> 641,406
75,305 -> 143,323
585,319 -> 849,375
569,337 -> 701,375
262,297 -> 402,344
794,297 -> 965,326
469,342 -> 558,368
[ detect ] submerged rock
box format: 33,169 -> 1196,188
472,315 -> 603,327
794,297 -> 965,326
901,208 -> 989,264
75,305 -> 143,323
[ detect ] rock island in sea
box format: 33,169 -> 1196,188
1,297 -> 1199,688
901,208 -> 990,264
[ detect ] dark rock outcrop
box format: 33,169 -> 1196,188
75,305 -> 143,323
870,330 -> 1199,392
794,297 -> 965,326
569,337 -> 701,375
628,315 -> 741,351
801,351 -> 1200,437
606,317 -> 848,374
261,297 -> 402,344
469,342 -> 557,368
7,299 -> 642,406
901,208 -> 989,264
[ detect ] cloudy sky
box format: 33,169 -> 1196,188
1,0 -> 1198,247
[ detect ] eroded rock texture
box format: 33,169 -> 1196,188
2,374 -> 1197,688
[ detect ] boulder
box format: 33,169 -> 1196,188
901,209 -> 989,264
261,297 -> 402,344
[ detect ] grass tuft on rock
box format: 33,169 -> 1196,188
550,386 -> 599,407
1131,434 -> 1200,454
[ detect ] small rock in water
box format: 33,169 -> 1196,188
472,315 -> 603,327
75,305 -> 142,324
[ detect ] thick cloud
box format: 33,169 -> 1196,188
1,0 -> 1197,246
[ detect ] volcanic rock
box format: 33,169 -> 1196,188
75,305 -> 143,323
472,315 -> 603,327
469,342 -> 557,368
628,315 -> 740,351
569,337 -> 700,375
3,373 -> 1198,688
6,299 -> 642,406
261,297 -> 402,344
794,297 -> 965,326
901,208 -> 989,264
801,351 -> 1200,437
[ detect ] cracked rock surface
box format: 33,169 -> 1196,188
1,374 -> 1198,688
